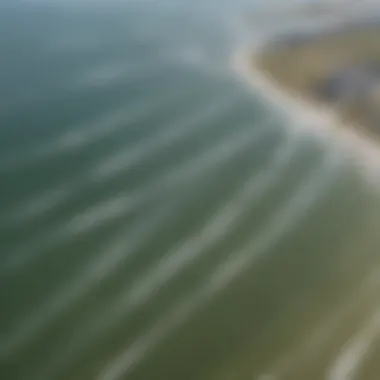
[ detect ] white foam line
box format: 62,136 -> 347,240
264,230 -> 380,378
64,195 -> 132,236
2,87 -> 211,229
33,129 -> 298,380
27,123 -> 283,380
72,58 -> 167,89
2,119 -> 267,276
328,309 -> 380,380
3,84 -> 231,227
1,228 -> 67,275
0,103 -> 138,173
98,148 -> 341,380
0,81 -> 192,174
75,62 -> 130,88
232,48 -> 380,184
0,199 -> 181,360
122,125 -> 263,205
1,98 -> 152,223
88,89 -> 242,182
5,187 -> 72,225
117,133 -> 299,314
67,122 -> 260,236
0,122 -> 269,360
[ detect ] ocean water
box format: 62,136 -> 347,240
1,1 -> 380,380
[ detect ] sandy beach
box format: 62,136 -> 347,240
228,42 -> 380,380
231,48 -> 380,183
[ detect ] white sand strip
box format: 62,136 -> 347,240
231,47 -> 380,184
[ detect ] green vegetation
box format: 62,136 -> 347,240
255,25 -> 380,137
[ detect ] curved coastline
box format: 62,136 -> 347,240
231,47 -> 380,183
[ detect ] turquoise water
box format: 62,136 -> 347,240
1,2 -> 380,380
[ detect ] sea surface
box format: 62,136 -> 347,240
1,1 -> 380,380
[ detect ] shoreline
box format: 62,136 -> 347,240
231,48 -> 380,183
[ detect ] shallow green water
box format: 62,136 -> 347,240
1,2 -> 380,380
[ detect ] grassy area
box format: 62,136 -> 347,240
255,24 -> 380,137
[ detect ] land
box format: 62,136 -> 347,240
254,21 -> 380,139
